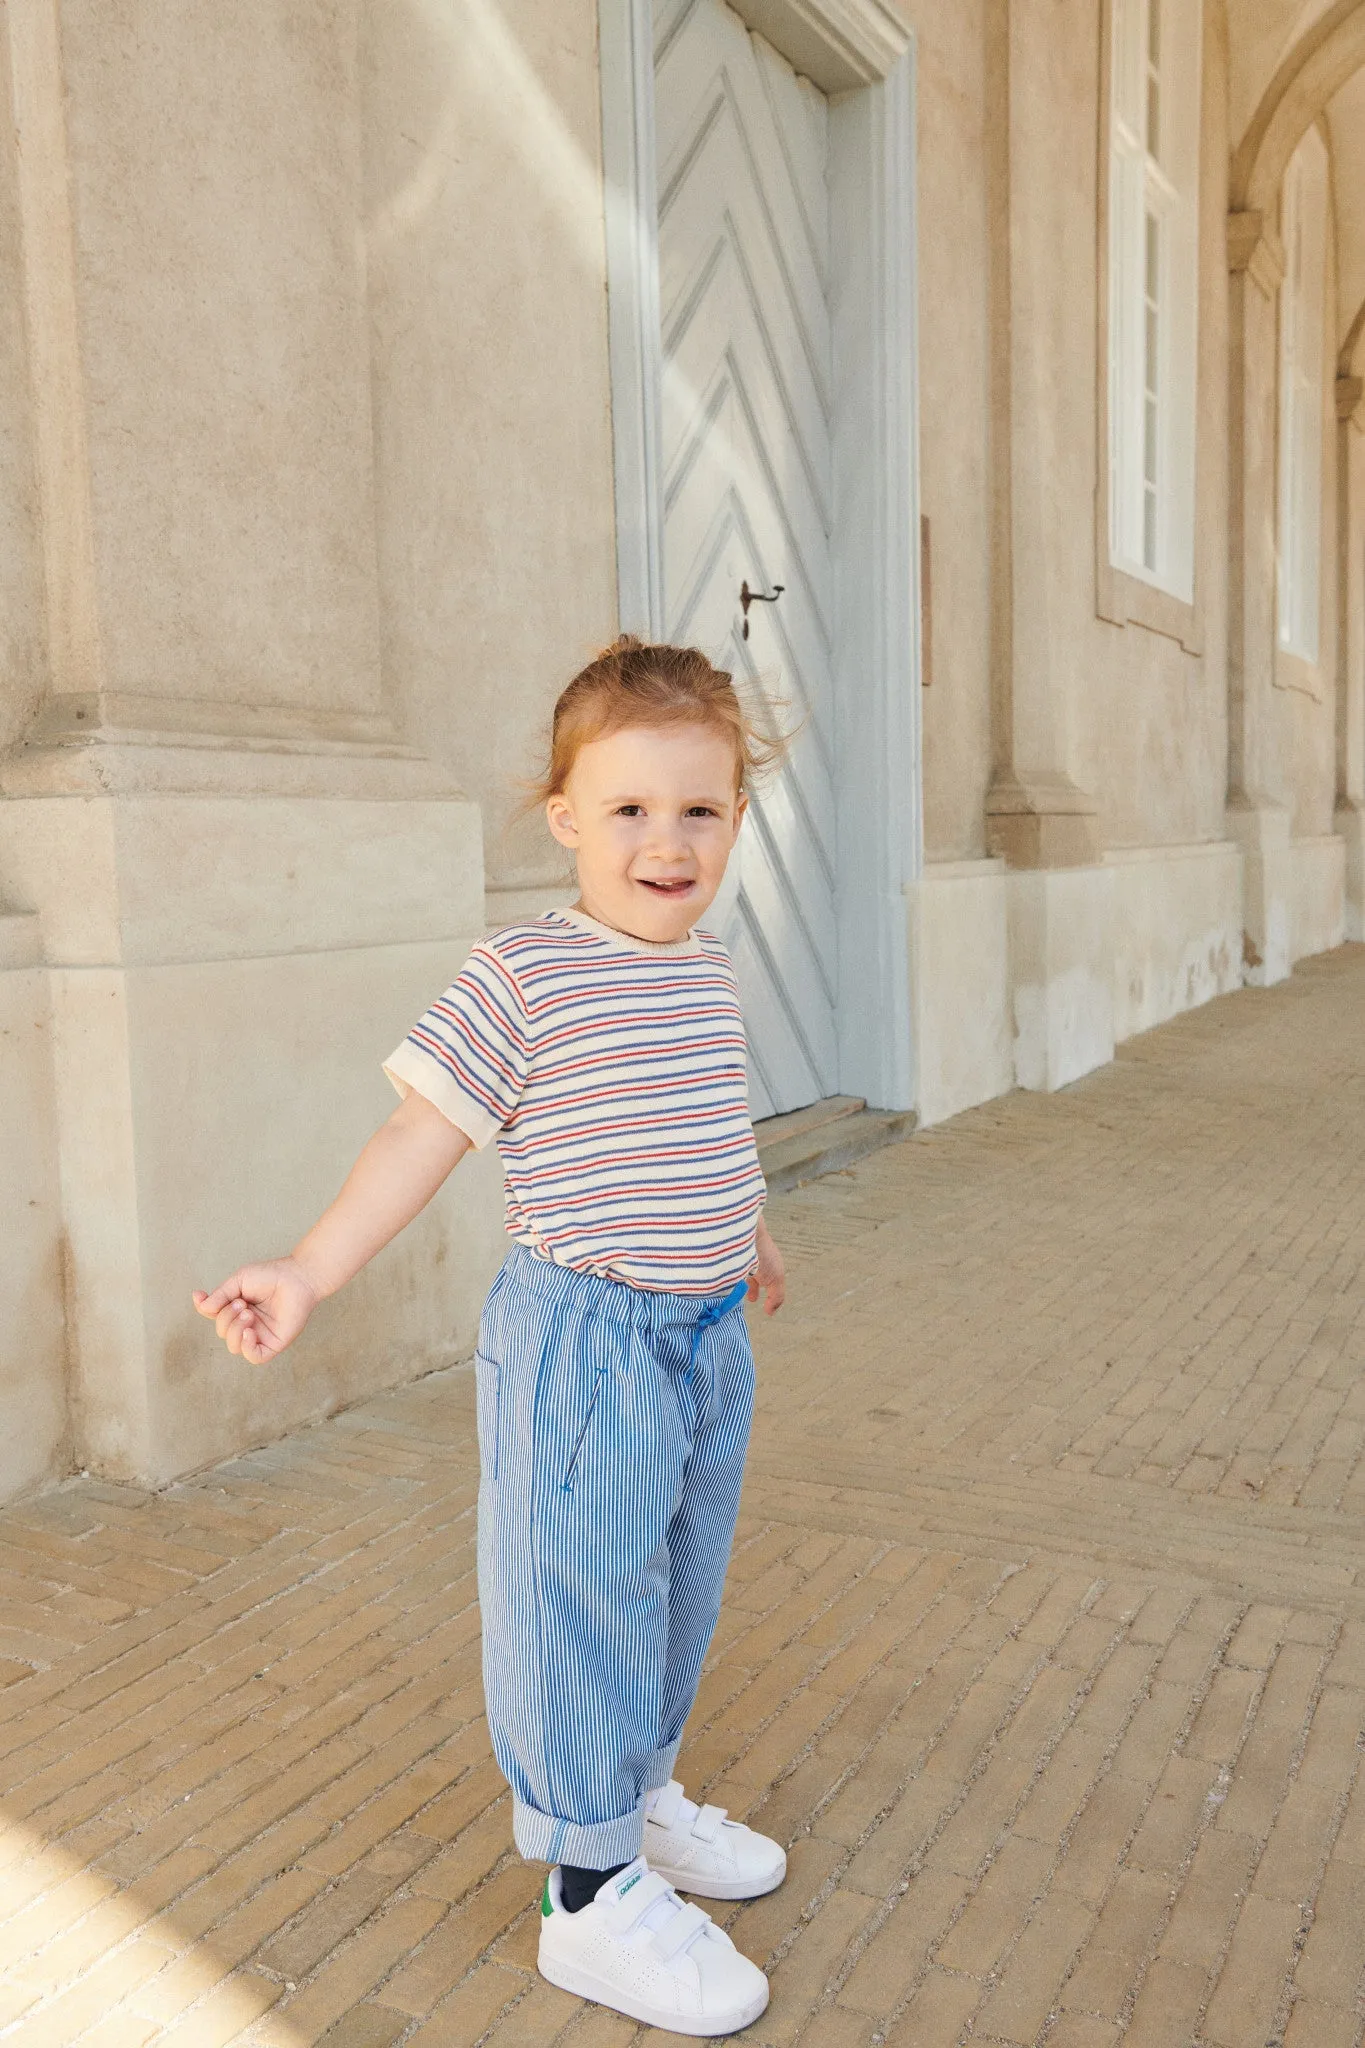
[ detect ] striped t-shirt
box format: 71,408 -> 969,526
383,907 -> 767,1295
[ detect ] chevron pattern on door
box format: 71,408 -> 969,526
655,0 -> 838,1120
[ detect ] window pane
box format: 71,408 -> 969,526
1109,0 -> 1200,597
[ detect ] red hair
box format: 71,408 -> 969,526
529,636 -> 790,803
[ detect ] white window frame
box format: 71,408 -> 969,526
1107,0 -> 1201,603
1276,129 -> 1327,665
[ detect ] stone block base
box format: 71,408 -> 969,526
0,914 -> 67,1501
1008,866 -> 1116,1093
1224,803 -> 1292,985
1289,835 -> 1347,962
1339,803 -> 1365,943
0,786 -> 507,1494
906,860 -> 1115,1116
907,828 -> 1354,1126
1108,842 -> 1243,1043
906,861 -> 1013,1126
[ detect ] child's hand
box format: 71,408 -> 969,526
193,1257 -> 321,1365
747,1216 -> 785,1315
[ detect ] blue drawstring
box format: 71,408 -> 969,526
686,1278 -> 749,1421
695,1278 -> 750,1336
622,1277 -> 748,1433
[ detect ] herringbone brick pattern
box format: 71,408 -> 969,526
2,947 -> 1364,2045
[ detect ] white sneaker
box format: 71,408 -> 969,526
644,1780 -> 787,1900
537,1857 -> 769,2036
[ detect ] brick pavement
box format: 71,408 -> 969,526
2,946 -> 1365,2046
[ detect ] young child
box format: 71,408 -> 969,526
194,637 -> 788,2036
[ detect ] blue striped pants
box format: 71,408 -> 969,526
474,1242 -> 756,1868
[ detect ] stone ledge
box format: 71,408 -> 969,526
757,1099 -> 916,1193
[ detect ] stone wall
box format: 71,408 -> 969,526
900,0 -> 993,863
0,0 -> 1361,1502
363,0 -> 620,904
0,914 -> 66,1502
0,0 -> 521,1502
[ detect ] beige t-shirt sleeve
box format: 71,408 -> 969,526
383,941 -> 530,1149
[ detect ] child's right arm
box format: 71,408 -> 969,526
192,1090 -> 472,1366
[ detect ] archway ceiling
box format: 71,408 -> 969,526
1227,0 -> 1365,360
1228,0 -> 1344,141
1325,68 -> 1365,363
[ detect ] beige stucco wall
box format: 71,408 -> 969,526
1001,0 -> 1231,853
0,22 -> 48,752
0,792 -> 506,1490
0,21 -> 66,1498
902,0 -> 992,862
913,0 -> 1342,872
363,0 -> 619,895
1274,159 -> 1341,839
0,0 -> 519,1504
1108,841 -> 1244,1040
59,0 -> 384,721
0,916 -> 67,1502
1226,0 -> 1341,147
908,0 -> 1241,864
1097,0 -> 1233,851
907,860 -> 1012,1123
0,0 -> 1362,1510
1288,832 -> 1346,957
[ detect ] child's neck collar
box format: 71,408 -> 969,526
559,904 -> 701,957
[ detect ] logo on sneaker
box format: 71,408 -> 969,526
541,1878 -> 553,1918
617,1869 -> 643,1898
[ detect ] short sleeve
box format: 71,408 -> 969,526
383,942 -> 530,1148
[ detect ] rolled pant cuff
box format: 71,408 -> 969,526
514,1795 -> 646,1870
645,1738 -> 683,1792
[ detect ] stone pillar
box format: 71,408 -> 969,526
0,911 -> 66,1501
981,0 -> 1102,876
1225,210 -> 1292,984
980,0 -> 1110,1091
1334,373 -> 1365,939
6,0 -> 393,766
0,1 -> 506,1489
0,791 -> 508,1487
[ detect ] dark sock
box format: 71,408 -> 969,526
559,1861 -> 628,1914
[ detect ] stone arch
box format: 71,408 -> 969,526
1232,0 -> 1365,217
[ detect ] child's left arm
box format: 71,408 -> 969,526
748,1212 -> 785,1315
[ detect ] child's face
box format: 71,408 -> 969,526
545,721 -> 747,941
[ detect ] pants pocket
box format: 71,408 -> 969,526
475,1351 -> 500,1482
561,1365 -> 607,1494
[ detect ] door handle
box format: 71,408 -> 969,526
740,580 -> 784,640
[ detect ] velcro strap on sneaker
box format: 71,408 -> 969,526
651,1898 -> 712,1962
648,1780 -> 687,1830
693,1803 -> 727,1844
611,1869 -> 675,1935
